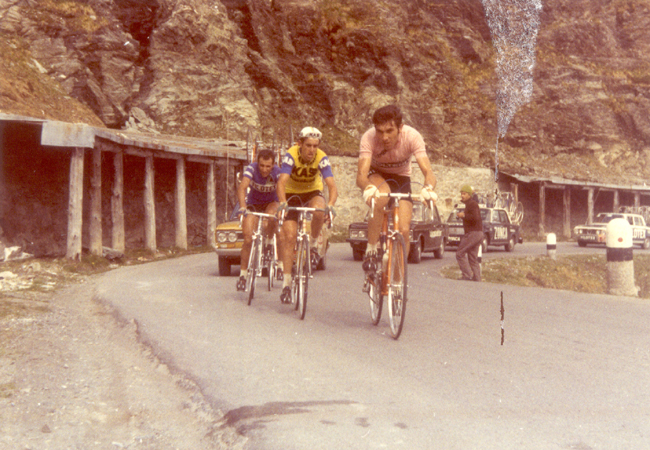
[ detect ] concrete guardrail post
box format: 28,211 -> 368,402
606,218 -> 638,297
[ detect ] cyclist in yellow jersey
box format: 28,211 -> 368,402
277,127 -> 338,303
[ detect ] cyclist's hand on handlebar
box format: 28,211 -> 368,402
237,207 -> 247,216
326,205 -> 336,219
277,202 -> 287,217
363,185 -> 379,205
420,185 -> 438,203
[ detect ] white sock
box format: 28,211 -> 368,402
366,243 -> 378,255
277,261 -> 284,271
240,269 -> 247,278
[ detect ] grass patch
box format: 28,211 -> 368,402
441,254 -> 650,298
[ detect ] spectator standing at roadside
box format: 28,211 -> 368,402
456,184 -> 483,281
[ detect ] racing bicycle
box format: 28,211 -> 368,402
494,190 -> 524,225
279,204 -> 332,320
240,210 -> 279,305
364,189 -> 433,339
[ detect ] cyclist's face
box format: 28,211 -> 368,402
375,121 -> 401,151
258,157 -> 274,177
299,138 -> 319,162
460,191 -> 471,202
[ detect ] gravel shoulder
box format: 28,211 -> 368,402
0,274 -> 245,449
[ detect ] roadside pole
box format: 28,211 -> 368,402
606,218 -> 638,297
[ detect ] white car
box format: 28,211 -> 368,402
573,213 -> 650,249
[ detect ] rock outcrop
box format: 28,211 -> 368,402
2,0 -> 650,184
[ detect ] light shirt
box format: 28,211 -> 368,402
359,124 -> 427,176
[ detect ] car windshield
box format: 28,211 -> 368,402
412,203 -> 425,222
594,213 -> 624,224
228,203 -> 242,221
447,210 -> 461,223
447,208 -> 490,223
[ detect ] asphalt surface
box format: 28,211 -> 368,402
95,242 -> 650,450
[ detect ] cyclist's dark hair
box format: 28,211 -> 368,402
257,149 -> 275,163
372,105 -> 403,128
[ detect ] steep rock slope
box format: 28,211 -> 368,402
1,0 -> 650,184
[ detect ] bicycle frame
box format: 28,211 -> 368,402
279,205 -> 332,319
240,211 -> 277,304
367,191 -> 431,338
370,192 -> 430,294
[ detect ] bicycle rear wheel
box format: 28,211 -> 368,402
246,238 -> 259,306
368,270 -> 383,326
296,236 -> 309,320
266,239 -> 275,291
387,233 -> 407,339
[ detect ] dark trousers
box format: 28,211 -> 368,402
456,231 -> 483,281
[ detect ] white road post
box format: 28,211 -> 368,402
606,218 -> 638,297
546,233 -> 557,260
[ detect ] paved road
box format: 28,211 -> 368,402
95,243 -> 650,450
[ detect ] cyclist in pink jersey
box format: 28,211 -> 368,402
356,105 -> 438,271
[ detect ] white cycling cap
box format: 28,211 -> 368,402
298,126 -> 322,140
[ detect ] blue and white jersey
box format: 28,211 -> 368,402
243,162 -> 280,205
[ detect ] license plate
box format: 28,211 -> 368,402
581,235 -> 596,241
449,236 -> 460,243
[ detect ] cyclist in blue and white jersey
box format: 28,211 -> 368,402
236,149 -> 283,291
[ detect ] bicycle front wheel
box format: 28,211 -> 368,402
368,270 -> 383,326
246,238 -> 259,306
296,236 -> 309,320
387,233 -> 407,339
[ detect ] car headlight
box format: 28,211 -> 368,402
349,230 -> 367,239
217,232 -> 227,243
227,232 -> 238,243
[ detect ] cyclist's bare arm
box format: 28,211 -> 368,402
276,173 -> 290,204
324,176 -> 338,207
415,154 -> 437,190
356,157 -> 373,190
237,176 -> 252,210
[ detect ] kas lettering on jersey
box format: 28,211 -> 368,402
281,147 -> 333,194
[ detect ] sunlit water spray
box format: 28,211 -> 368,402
481,0 -> 542,181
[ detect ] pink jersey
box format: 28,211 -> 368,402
359,125 -> 427,176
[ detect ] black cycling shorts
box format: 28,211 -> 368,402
285,190 -> 324,222
246,202 -> 274,213
367,169 -> 412,195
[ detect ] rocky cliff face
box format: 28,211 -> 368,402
2,0 -> 650,184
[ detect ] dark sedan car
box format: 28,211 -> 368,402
346,202 -> 447,263
446,206 -> 522,252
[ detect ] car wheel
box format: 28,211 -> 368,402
643,238 -> 650,250
352,248 -> 364,261
578,241 -> 587,247
504,236 -> 515,252
408,239 -> 422,264
218,256 -> 231,276
434,239 -> 445,259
